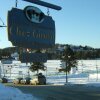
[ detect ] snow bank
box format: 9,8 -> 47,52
0,83 -> 39,100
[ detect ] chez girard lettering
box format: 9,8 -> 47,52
9,26 -> 55,40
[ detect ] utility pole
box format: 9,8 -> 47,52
0,65 -> 1,78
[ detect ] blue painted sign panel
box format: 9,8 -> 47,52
1,59 -> 12,64
19,53 -> 48,62
7,6 -> 55,49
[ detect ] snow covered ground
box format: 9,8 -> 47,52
46,60 -> 100,85
0,83 -> 40,100
0,59 -> 100,84
1,60 -> 100,100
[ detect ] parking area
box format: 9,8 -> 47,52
4,84 -> 100,100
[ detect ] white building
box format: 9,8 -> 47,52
0,59 -> 89,80
0,60 -> 64,79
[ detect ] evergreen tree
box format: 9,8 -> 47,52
60,45 -> 77,83
30,62 -> 46,74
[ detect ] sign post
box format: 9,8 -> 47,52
23,0 -> 62,10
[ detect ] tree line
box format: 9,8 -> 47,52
1,45 -> 99,83
74,49 -> 100,60
0,46 -> 100,60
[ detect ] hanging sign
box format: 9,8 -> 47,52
7,6 -> 55,49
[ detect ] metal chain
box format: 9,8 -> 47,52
0,16 -> 7,27
47,8 -> 50,16
16,0 -> 18,8
0,17 -> 5,25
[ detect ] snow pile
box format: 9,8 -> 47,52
0,83 -> 39,100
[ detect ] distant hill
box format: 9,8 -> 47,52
0,44 -> 100,60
